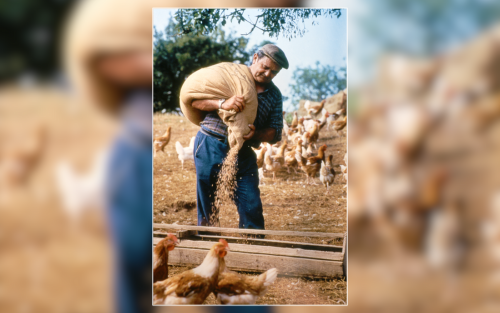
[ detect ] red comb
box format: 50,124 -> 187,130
219,239 -> 228,246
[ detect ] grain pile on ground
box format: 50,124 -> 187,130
153,109 -> 347,304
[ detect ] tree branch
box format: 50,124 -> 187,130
235,10 -> 271,34
241,16 -> 261,36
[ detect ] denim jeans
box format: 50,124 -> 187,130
194,130 -> 265,230
106,91 -> 153,313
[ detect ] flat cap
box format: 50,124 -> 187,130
261,44 -> 289,69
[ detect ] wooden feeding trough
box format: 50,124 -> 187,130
153,223 -> 347,279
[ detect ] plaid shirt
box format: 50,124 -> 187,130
200,82 -> 283,146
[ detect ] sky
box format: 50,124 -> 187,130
153,8 -> 347,111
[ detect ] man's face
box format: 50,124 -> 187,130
251,54 -> 281,84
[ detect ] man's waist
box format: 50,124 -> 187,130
200,127 -> 226,141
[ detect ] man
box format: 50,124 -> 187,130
65,1 -> 160,312
191,44 -> 289,231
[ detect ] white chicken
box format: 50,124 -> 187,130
175,137 -> 195,169
258,167 -> 265,185
303,109 -> 328,133
55,148 -> 109,222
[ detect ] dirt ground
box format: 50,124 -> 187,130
153,112 -> 347,305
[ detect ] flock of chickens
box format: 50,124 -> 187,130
153,97 -> 348,194
257,100 -> 347,193
153,234 -> 278,305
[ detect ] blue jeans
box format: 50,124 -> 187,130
106,132 -> 152,313
194,130 -> 265,230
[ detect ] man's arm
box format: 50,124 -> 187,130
243,125 -> 276,143
191,99 -> 219,111
192,96 -> 246,112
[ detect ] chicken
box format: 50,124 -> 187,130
320,155 -> 336,194
255,146 -> 267,169
153,239 -> 229,305
214,257 -> 278,305
303,109 -> 327,132
293,131 -> 309,146
0,125 -> 46,187
284,145 -> 298,174
175,137 -> 195,169
307,122 -> 320,149
56,148 -> 109,223
258,167 -> 265,185
291,111 -> 298,129
154,234 -> 179,283
327,108 -> 346,130
425,202 -> 462,269
332,116 -> 347,137
302,118 -> 317,133
305,143 -> 315,158
306,144 -> 327,166
301,146 -> 308,158
305,99 -> 326,116
326,153 -> 334,168
283,115 -> 290,137
296,143 -> 327,185
339,164 -> 348,182
154,127 -> 171,158
297,117 -> 305,134
264,143 -> 281,180
287,128 -> 301,143
318,111 -> 329,131
271,141 -> 287,168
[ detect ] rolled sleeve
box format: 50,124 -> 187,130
253,82 -> 284,146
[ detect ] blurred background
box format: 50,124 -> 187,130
2,0 -> 500,312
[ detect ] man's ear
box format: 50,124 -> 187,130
252,53 -> 258,64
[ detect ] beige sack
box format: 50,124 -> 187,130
180,62 -> 258,150
64,0 -> 258,113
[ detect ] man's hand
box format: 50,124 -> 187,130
243,124 -> 256,141
243,125 -> 277,142
222,95 -> 245,113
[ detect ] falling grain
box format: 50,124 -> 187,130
210,147 -> 239,227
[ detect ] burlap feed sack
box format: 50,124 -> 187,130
180,62 -> 258,150
64,0 -> 258,113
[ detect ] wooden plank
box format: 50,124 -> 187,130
343,233 -> 348,279
169,247 -> 344,278
175,230 -> 197,239
154,232 -> 343,252
153,238 -> 343,262
154,223 -> 345,239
